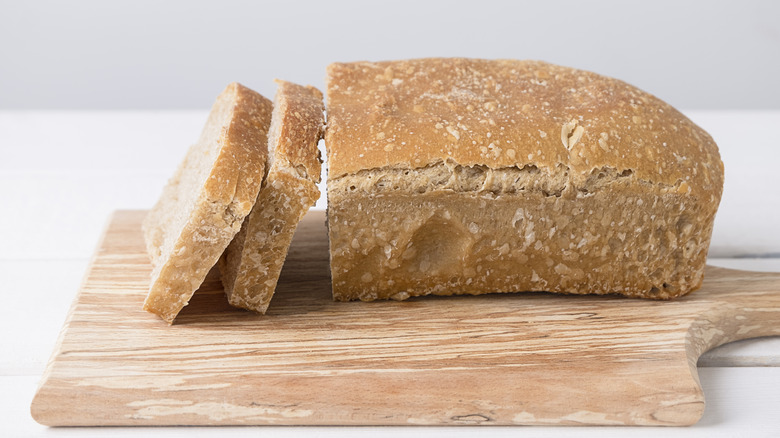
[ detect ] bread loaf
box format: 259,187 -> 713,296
325,58 -> 724,301
218,80 -> 324,313
143,83 -> 272,323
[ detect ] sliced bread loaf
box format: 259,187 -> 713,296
218,80 -> 324,313
143,82 -> 273,324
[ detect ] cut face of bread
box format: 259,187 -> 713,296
218,80 -> 324,313
325,58 -> 724,301
142,83 -> 272,324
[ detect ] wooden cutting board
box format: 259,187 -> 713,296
31,210 -> 780,427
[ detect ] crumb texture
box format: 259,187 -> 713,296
328,190 -> 713,301
325,59 -> 724,301
142,83 -> 273,323
219,80 -> 325,314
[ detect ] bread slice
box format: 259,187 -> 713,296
143,83 -> 272,324
218,80 -> 324,313
325,58 -> 724,301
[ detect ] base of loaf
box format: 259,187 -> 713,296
327,178 -> 714,301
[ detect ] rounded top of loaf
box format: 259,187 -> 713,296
325,58 -> 723,201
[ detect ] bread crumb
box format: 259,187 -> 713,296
390,291 -> 410,300
488,142 -> 501,158
512,208 -> 524,227
561,119 -> 585,149
598,132 -> 609,151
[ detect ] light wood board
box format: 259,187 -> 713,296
31,210 -> 780,426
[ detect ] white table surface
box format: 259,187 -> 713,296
1,110 -> 779,437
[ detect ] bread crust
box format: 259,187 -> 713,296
142,83 -> 272,323
325,58 -> 723,201
218,80 -> 324,313
325,59 -> 724,301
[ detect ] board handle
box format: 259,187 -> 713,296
687,266 -> 780,361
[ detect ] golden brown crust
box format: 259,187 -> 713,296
325,59 -> 725,301
218,80 -> 324,314
325,58 -> 723,202
142,83 -> 273,324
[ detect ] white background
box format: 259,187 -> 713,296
1,0 -> 779,110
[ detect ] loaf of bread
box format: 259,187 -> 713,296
143,83 -> 272,323
325,58 -> 724,301
218,80 -> 324,313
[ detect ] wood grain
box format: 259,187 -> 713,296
31,210 -> 780,426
